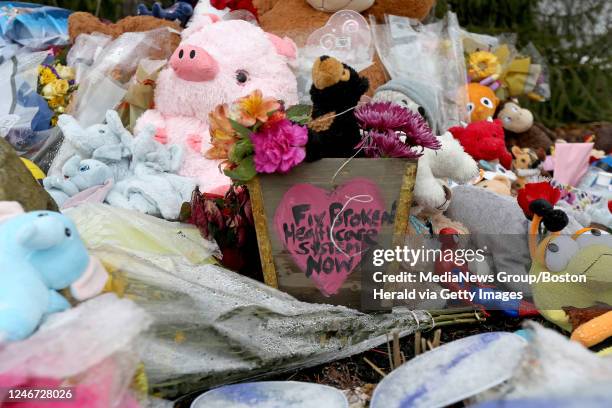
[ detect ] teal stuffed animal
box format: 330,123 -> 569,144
0,202 -> 107,342
57,110 -> 133,181
43,155 -> 114,207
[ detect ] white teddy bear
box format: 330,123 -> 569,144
374,80 -> 479,214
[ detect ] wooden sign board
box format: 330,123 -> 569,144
248,158 -> 417,309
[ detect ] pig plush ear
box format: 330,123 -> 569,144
266,33 -> 298,61
0,201 -> 24,224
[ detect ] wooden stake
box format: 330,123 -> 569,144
414,331 -> 422,355
363,357 -> 387,378
433,329 -> 442,348
392,330 -> 401,369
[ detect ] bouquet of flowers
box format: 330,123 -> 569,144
206,90 -> 310,182
38,62 -> 77,126
181,185 -> 255,271
355,101 -> 441,158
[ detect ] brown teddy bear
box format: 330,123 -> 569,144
252,0 -> 436,95
475,174 -> 513,196
68,12 -> 182,49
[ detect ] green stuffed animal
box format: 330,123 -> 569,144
527,198 -> 612,331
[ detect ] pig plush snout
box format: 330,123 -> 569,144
170,45 -> 218,82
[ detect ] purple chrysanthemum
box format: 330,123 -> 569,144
355,101 -> 440,158
360,131 -> 421,159
355,101 -> 413,130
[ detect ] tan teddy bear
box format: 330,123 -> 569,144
67,12 -> 182,49
252,0 -> 436,95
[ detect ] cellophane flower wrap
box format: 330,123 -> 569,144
206,90 -> 310,182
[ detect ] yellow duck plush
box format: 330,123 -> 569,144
526,198 -> 612,331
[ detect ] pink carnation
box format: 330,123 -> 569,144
251,119 -> 308,174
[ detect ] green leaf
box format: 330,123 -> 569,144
228,137 -> 254,163
229,118 -> 252,139
286,104 -> 313,125
224,156 -> 256,182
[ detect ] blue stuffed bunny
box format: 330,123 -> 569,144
57,110 -> 133,182
43,155 -> 114,207
137,0 -> 194,27
0,202 -> 108,342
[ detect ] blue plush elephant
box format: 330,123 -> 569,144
137,1 -> 194,27
0,202 -> 108,342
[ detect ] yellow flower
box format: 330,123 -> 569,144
468,51 -> 502,81
55,64 -> 75,81
233,89 -> 280,127
51,117 -> 58,126
39,67 -> 57,86
48,95 -> 64,109
51,79 -> 70,96
206,104 -> 238,160
41,83 -> 55,98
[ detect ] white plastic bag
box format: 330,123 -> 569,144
0,294 -> 152,408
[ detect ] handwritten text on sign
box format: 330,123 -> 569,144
274,178 -> 396,296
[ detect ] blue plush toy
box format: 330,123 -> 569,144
137,0 -> 194,27
0,202 -> 108,342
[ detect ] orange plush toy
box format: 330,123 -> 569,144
467,83 -> 500,123
252,0 -> 436,95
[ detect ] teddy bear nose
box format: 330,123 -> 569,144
170,45 -> 218,82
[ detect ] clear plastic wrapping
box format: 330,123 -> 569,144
371,12 -> 469,132
0,294 -> 151,408
67,204 -> 433,399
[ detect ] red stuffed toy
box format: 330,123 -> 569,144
449,119 -> 513,169
211,0 -> 259,20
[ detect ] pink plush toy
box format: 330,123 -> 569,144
135,17 -> 299,192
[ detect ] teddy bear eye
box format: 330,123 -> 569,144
511,106 -> 519,112
236,70 -> 249,84
79,165 -> 90,172
417,106 -> 426,117
65,228 -> 72,237
99,129 -> 105,134
503,116 -> 511,123
481,97 -> 493,108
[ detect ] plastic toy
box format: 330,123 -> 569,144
0,202 -> 107,342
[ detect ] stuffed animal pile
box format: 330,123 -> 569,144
45,111 -> 195,220
135,16 -> 299,192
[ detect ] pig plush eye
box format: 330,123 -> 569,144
236,70 -> 249,84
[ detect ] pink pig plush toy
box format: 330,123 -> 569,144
135,16 -> 299,193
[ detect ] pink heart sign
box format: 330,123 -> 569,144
274,178 -> 393,296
